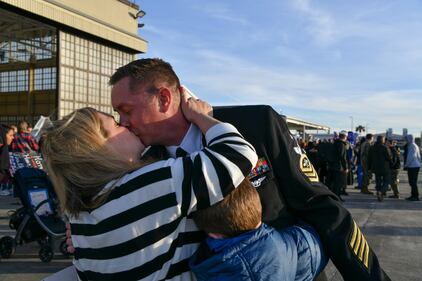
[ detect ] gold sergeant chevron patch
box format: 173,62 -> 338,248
299,154 -> 319,183
349,221 -> 369,269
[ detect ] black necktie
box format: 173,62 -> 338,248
176,147 -> 188,157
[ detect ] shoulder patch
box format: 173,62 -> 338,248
248,157 -> 270,180
250,176 -> 267,188
299,154 -> 319,183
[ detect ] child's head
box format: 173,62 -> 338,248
192,179 -> 262,238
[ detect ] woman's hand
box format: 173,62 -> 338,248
181,90 -> 213,122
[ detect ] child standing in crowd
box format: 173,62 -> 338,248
10,120 -> 39,153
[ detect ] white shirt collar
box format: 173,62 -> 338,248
166,124 -> 203,157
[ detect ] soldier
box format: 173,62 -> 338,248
367,136 -> 392,202
67,58 -> 391,281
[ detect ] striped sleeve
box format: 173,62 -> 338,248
172,122 -> 258,213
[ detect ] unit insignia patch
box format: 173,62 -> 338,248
299,154 -> 319,183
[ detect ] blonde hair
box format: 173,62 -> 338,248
18,120 -> 29,133
192,179 -> 262,237
42,107 -> 145,217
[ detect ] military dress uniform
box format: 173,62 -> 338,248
212,105 -> 391,281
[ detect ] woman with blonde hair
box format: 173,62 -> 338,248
42,93 -> 257,281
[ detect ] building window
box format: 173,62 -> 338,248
0,70 -> 28,92
34,67 -> 56,90
59,31 -> 134,117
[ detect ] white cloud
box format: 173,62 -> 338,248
191,3 -> 251,26
181,49 -> 329,104
289,0 -> 337,46
178,49 -> 422,134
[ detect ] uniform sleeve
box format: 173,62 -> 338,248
168,122 -> 258,215
262,108 -> 391,281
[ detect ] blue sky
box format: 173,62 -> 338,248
135,0 -> 422,136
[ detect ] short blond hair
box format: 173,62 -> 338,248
42,107 -> 146,217
17,120 -> 29,133
192,179 -> 262,237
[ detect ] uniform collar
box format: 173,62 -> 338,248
166,124 -> 203,157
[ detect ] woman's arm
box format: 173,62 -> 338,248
153,92 -> 258,214
180,90 -> 219,134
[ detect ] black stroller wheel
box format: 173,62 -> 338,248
0,236 -> 16,258
59,240 -> 71,257
39,245 -> 54,262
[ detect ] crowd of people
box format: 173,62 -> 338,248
301,132 -> 421,202
0,120 -> 39,194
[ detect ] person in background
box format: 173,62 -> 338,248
403,134 -> 421,201
10,125 -> 17,135
328,131 -> 348,201
316,139 -> 331,186
386,139 -> 401,199
10,120 -> 39,153
0,125 -> 14,182
360,133 -> 374,195
354,137 -> 364,190
368,136 -> 392,202
305,139 -> 320,172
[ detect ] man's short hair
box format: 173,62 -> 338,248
109,58 -> 181,92
366,133 -> 373,140
192,179 -> 262,237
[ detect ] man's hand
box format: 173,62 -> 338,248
66,223 -> 75,254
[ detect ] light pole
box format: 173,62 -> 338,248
349,116 -> 354,132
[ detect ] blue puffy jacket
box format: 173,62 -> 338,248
189,224 -> 326,281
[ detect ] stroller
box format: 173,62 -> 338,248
0,167 -> 69,262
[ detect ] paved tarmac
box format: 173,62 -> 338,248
0,170 -> 421,281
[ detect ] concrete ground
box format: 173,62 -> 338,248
324,170 -> 422,281
0,171 -> 421,281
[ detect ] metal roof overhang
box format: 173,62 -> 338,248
0,0 -> 147,53
285,116 -> 330,131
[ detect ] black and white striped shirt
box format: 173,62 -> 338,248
70,123 -> 257,281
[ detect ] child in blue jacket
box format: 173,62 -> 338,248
190,179 -> 327,281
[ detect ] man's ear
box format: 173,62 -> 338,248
157,87 -> 172,113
